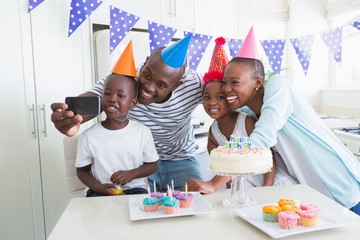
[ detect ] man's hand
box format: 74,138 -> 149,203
50,103 -> 82,136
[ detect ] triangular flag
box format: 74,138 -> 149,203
260,39 -> 286,74
227,38 -> 243,58
290,34 -> 315,76
320,27 -> 343,65
68,0 -> 103,37
27,0 -> 45,13
184,32 -> 212,70
112,40 -> 136,77
148,21 -> 177,54
352,21 -> 360,31
110,6 -> 139,54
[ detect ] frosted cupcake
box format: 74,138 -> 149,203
262,205 -> 281,222
298,210 -> 319,227
300,203 -> 320,216
163,198 -> 180,214
278,211 -> 299,229
143,197 -> 159,212
177,193 -> 194,208
150,192 -> 165,205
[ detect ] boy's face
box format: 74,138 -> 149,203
102,75 -> 137,120
223,62 -> 259,110
137,53 -> 183,105
202,81 -> 232,120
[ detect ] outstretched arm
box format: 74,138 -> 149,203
50,92 -> 97,136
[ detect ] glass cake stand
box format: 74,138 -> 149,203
215,170 -> 271,208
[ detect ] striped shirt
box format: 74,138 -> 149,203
89,68 -> 203,161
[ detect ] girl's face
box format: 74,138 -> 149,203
102,75 -> 137,121
222,62 -> 260,110
202,81 -> 232,120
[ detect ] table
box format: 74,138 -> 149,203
48,185 -> 360,240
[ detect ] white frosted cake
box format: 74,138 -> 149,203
210,146 -> 273,174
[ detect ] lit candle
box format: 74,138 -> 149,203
171,179 -> 174,191
153,181 -> 156,193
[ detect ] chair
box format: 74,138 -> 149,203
63,136 -> 86,198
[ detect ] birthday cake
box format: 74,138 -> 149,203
210,136 -> 273,174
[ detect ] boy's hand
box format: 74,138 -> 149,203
186,178 -> 216,194
111,170 -> 135,186
50,102 -> 83,136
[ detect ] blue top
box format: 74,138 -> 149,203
240,74 -> 360,208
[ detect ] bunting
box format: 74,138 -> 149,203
227,38 -> 243,58
260,39 -> 286,74
27,0 -> 45,13
352,21 -> 360,30
320,27 -> 343,65
148,21 -> 177,54
290,34 -> 315,76
68,0 -> 103,37
184,32 -> 212,70
109,7 -> 139,53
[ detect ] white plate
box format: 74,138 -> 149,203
128,192 -> 215,221
233,203 -> 356,239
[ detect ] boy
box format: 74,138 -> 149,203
76,42 -> 159,196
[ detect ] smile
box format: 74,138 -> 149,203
226,96 -> 238,103
141,89 -> 153,98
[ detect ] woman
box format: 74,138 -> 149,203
223,57 -> 360,214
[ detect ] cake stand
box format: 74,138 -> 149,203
215,170 -> 271,208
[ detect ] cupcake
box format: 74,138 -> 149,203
300,203 -> 320,216
278,211 -> 299,229
172,190 -> 181,198
298,210 -> 318,227
150,192 -> 165,205
143,197 -> 159,212
278,199 -> 296,207
163,197 -> 180,214
262,205 -> 281,222
177,193 -> 194,208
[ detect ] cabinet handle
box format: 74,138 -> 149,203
29,104 -> 37,138
40,104 -> 47,137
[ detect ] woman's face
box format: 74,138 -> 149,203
222,62 -> 259,110
137,53 -> 183,105
202,81 -> 232,120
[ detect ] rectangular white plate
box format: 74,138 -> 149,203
129,192 -> 215,221
233,203 -> 356,239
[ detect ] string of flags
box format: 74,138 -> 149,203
27,0 -> 360,76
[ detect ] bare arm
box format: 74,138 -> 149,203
76,164 -> 117,196
50,91 -> 99,136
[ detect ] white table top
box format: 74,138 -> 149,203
48,184 -> 360,240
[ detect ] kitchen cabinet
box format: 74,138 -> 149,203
161,0 -> 195,31
0,0 -> 94,239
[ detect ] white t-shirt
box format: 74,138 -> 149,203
89,68 -> 204,161
76,120 -> 159,190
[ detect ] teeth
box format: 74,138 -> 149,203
142,90 -> 151,97
227,96 -> 238,103
209,109 -> 219,113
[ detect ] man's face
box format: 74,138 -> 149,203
137,53 -> 183,104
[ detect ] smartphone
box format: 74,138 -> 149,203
65,96 -> 101,116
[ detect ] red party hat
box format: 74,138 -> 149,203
236,26 -> 259,59
203,37 -> 229,84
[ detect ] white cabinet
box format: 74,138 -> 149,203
0,0 -> 94,239
161,0 -> 195,31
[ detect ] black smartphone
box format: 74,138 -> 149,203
65,96 -> 101,116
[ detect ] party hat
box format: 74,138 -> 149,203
112,40 -> 136,77
236,26 -> 258,59
161,34 -> 192,68
203,37 -> 229,84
